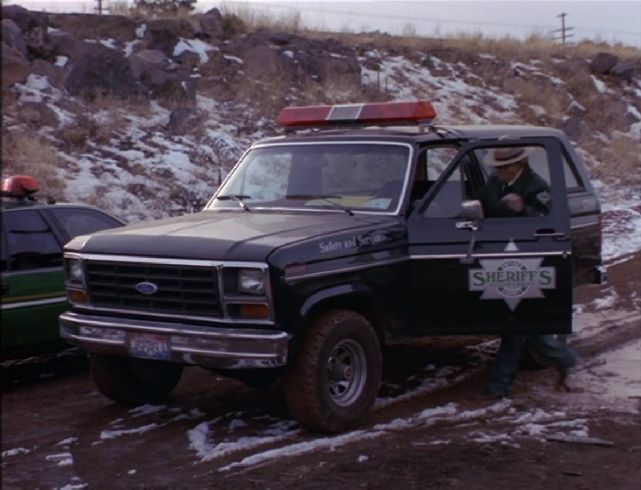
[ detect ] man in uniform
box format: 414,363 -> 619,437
478,146 -> 552,218
478,146 -> 577,398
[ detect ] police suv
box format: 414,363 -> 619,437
1,175 -> 123,359
60,101 -> 602,432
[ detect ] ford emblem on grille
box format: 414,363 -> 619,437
135,281 -> 158,295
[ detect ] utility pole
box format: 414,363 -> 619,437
552,12 -> 574,44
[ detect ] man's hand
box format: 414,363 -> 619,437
501,193 -> 524,212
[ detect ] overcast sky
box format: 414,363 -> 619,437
10,0 -> 641,46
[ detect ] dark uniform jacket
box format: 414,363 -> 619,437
478,165 -> 552,218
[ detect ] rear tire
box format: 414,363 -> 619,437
283,309 -> 382,433
89,354 -> 183,405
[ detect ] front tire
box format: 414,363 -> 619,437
89,354 -> 183,405
284,309 -> 382,433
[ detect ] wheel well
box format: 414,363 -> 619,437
302,294 -> 387,347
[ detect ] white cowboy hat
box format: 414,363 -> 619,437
485,147 -> 533,167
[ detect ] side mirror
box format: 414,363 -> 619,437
462,200 -> 484,221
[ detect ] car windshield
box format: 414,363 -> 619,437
207,143 -> 411,213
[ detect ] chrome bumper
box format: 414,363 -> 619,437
59,311 -> 289,369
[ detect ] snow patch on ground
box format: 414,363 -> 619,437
187,418 -> 298,463
174,38 -> 217,64
46,452 -> 73,467
215,400 -> 594,472
100,423 -> 159,440
128,404 -> 167,417
2,447 -> 31,458
56,437 -> 78,446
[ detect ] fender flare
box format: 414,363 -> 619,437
299,283 -> 373,319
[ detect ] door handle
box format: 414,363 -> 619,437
456,220 -> 478,231
533,229 -> 565,238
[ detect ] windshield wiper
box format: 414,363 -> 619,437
216,194 -> 252,212
285,194 -> 354,216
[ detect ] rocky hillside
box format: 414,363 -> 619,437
2,5 -> 640,232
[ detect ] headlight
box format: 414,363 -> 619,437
238,269 -> 265,295
68,258 -> 85,283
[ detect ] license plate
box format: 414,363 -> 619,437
128,333 -> 171,360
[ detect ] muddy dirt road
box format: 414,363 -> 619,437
2,254 -> 640,489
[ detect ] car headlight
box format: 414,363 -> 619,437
238,269 -> 265,295
67,258 -> 85,284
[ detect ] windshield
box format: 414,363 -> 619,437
207,143 -> 411,213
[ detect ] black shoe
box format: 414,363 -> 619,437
555,366 -> 572,392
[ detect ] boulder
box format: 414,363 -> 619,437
130,49 -> 170,78
47,13 -> 137,43
2,19 -> 27,56
270,32 -> 293,46
65,43 -> 140,97
199,8 -> 223,38
48,30 -> 83,60
17,101 -> 60,128
554,58 -> 590,78
1,5 -> 47,33
175,50 -> 200,70
167,107 -> 205,134
561,117 -> 588,142
609,62 -> 639,82
244,44 -> 290,80
141,67 -> 197,101
602,99 -> 634,131
146,18 -> 195,56
590,52 -> 618,75
32,59 -> 66,89
2,43 -> 31,90
2,4 -> 51,59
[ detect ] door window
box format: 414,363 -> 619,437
49,208 -> 122,239
4,210 -> 62,271
424,144 -> 554,219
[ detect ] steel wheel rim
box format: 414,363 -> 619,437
327,339 -> 367,407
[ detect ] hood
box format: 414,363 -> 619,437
68,210 -> 398,262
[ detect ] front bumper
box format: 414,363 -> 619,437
59,311 -> 289,369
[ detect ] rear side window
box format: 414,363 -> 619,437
562,155 -> 582,192
3,210 -> 62,271
49,208 -> 122,239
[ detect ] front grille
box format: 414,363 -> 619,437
86,261 -> 221,318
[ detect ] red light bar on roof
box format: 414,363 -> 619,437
2,175 -> 39,198
276,100 -> 437,128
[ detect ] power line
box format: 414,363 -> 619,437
217,1 -> 641,39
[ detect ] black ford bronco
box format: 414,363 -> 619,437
60,101 -> 602,432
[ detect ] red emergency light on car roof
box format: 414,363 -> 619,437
276,100 -> 437,128
2,175 -> 39,198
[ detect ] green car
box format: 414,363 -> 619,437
1,175 -> 124,359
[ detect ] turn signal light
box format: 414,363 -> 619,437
68,290 -> 88,304
237,303 -> 269,319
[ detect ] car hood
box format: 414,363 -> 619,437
67,210 -> 400,262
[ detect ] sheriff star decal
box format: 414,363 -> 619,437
468,240 -> 556,311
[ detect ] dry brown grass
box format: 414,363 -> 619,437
1,131 -> 64,199
317,30 -> 640,64
219,1 -> 303,34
